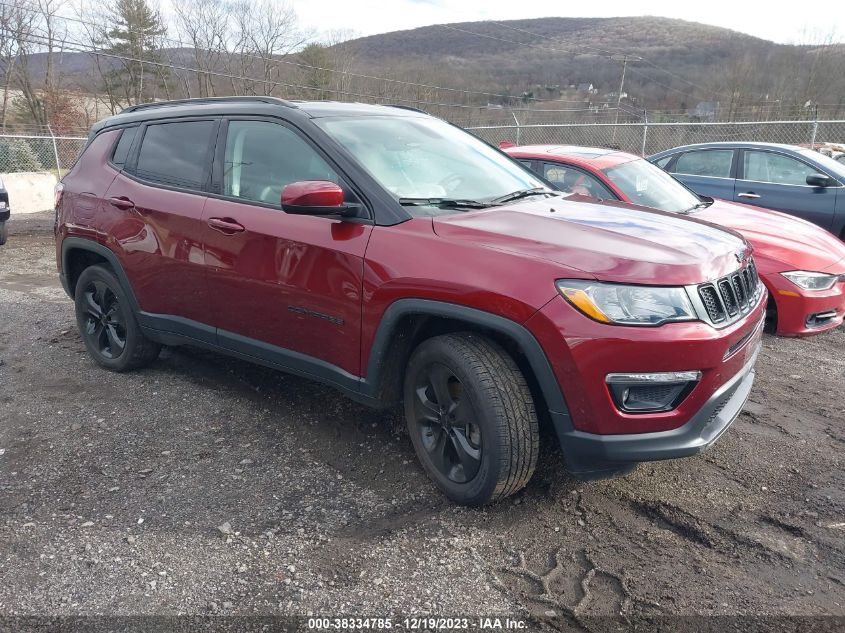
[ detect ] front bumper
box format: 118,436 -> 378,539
525,289 -> 766,477
0,208 -> 9,222
765,273 -> 845,336
555,336 -> 759,477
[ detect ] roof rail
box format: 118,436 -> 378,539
121,96 -> 298,114
382,104 -> 429,114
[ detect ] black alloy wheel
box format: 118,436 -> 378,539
73,265 -> 161,371
403,332 -> 539,505
411,362 -> 483,484
81,279 -> 128,359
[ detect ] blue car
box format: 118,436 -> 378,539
649,142 -> 845,239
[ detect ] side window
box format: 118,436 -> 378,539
542,163 -> 615,198
111,126 -> 138,168
223,120 -> 339,205
134,120 -> 215,189
654,155 -> 672,169
672,150 -> 733,178
743,151 -> 817,186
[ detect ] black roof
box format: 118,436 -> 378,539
90,98 -> 427,135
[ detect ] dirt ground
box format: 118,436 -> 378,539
1,213 -> 844,631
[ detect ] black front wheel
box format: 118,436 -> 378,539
403,333 -> 539,505
0,221 -> 7,246
74,265 -> 161,371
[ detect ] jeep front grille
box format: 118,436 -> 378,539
699,285 -> 725,323
692,257 -> 763,328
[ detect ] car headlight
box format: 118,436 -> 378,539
780,270 -> 838,291
556,280 -> 697,326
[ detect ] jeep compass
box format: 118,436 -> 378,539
56,97 -> 766,505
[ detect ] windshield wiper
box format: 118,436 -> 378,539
682,201 -> 711,214
491,187 -> 553,205
398,197 -> 492,209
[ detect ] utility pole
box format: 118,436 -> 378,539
611,54 -> 641,144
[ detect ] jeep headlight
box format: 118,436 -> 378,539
556,280 -> 697,326
780,270 -> 838,291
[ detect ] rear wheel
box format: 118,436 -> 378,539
74,265 -> 161,371
403,333 -> 539,505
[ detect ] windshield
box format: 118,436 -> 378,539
316,115 -> 549,214
799,149 -> 845,180
603,158 -> 702,213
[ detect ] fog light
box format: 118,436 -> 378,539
606,371 -> 702,413
806,310 -> 837,327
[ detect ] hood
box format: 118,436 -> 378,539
432,196 -> 749,286
694,200 -> 845,273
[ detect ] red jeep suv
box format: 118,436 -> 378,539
56,97 -> 766,505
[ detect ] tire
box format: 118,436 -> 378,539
74,264 -> 161,372
403,332 -> 539,505
0,221 -> 7,246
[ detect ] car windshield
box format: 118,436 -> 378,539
316,115 -> 550,214
603,158 -> 702,213
798,149 -> 845,180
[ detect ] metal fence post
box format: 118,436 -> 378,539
47,123 -> 61,180
512,112 -> 521,146
810,118 -> 819,150
641,111 -> 649,156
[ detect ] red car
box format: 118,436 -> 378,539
506,145 -> 845,336
56,99 -> 765,505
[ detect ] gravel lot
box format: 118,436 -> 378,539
1,212 -> 844,630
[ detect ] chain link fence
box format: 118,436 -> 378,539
1,120 -> 844,179
467,120 -> 845,156
0,134 -> 87,178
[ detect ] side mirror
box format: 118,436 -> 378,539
806,173 -> 832,188
498,140 -> 517,149
281,180 -> 358,217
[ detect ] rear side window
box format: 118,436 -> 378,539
673,150 -> 733,178
111,126 -> 138,168
135,120 -> 215,189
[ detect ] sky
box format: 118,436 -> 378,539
291,0 -> 844,45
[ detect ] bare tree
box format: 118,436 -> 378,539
224,0 -> 262,95
75,1 -> 118,113
242,0 -> 306,95
12,0 -> 68,127
0,0 -> 35,129
172,0 -> 229,97
322,29 -> 357,98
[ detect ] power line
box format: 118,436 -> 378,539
625,66 -> 695,99
640,59 -> 723,98
0,27 -> 621,116
0,1 -> 593,105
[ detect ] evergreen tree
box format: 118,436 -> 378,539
100,0 -> 169,106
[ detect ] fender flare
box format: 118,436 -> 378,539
362,298 -> 572,420
60,237 -> 141,311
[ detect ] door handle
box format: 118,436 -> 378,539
207,217 -> 245,234
737,192 -> 761,199
108,196 -> 135,210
